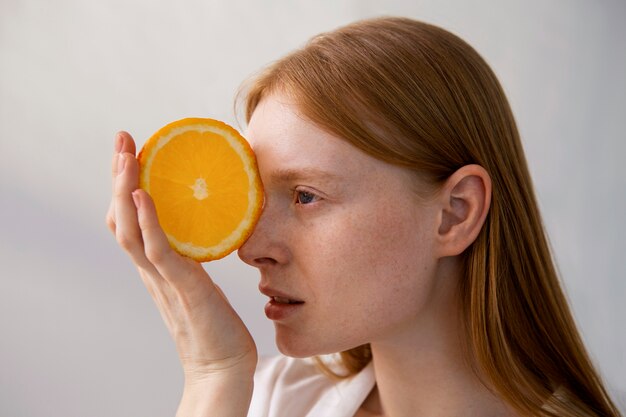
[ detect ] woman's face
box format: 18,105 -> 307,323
239,93 -> 442,357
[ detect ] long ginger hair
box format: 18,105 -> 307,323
238,17 -> 621,417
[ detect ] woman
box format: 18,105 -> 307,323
107,17 -> 621,416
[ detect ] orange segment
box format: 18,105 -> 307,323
137,118 -> 263,262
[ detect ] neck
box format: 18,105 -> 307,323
363,258 -> 515,417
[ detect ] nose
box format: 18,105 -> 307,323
238,201 -> 289,268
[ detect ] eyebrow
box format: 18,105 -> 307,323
269,167 -> 343,184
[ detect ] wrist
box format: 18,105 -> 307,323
177,372 -> 254,417
181,350 -> 258,385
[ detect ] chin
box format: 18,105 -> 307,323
275,335 -> 321,358
274,326 -> 359,359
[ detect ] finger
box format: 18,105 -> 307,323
111,132 -> 136,177
132,188 -> 179,269
132,188 -> 172,262
118,131 -> 137,156
108,132 -> 138,234
133,189 -> 209,289
107,135 -> 122,234
111,132 -> 138,196
114,152 -> 150,267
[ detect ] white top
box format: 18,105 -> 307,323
249,355 -> 376,417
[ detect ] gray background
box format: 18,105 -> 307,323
1,0 -> 624,415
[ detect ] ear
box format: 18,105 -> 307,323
435,164 -> 492,257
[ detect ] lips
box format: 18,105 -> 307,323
271,296 -> 304,304
258,284 -> 304,304
259,284 -> 305,321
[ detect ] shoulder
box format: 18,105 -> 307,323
248,355 -> 375,417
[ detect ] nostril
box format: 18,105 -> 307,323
237,244 -> 278,267
254,257 -> 277,266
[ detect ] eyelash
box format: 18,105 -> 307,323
294,189 -> 320,205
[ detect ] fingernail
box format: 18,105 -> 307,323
117,153 -> 126,175
132,190 -> 141,209
115,133 -> 123,153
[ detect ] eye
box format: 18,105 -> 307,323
295,189 -> 319,205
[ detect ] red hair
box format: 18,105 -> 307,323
238,17 -> 621,417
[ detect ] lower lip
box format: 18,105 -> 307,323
264,299 -> 304,321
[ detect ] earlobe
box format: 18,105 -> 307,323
436,165 -> 491,257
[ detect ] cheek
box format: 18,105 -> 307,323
345,201 -> 433,275
307,204 -> 437,328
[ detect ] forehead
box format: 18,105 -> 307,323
245,94 -> 374,180
244,93 -> 425,202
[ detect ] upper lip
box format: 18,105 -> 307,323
258,283 -> 305,303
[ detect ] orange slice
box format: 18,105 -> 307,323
137,118 -> 263,262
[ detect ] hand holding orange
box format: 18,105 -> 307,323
107,126 -> 259,406
137,118 -> 263,262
